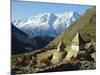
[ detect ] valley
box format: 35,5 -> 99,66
11,7 -> 96,74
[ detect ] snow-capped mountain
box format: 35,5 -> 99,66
13,12 -> 80,37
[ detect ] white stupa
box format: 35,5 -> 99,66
65,32 -> 80,61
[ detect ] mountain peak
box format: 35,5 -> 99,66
13,11 -> 80,37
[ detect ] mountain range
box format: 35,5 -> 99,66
13,12 -> 80,37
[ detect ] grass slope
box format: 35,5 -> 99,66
46,7 -> 96,49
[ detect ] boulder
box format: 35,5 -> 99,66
51,51 -> 67,63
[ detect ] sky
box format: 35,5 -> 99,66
12,0 -> 93,21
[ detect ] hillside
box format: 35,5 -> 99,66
12,23 -> 33,54
12,23 -> 54,54
45,7 -> 96,49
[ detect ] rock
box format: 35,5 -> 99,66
86,46 -> 95,54
85,42 -> 95,53
17,56 -> 24,63
91,52 -> 96,62
79,61 -> 96,70
85,42 -> 92,49
78,51 -> 94,61
51,51 -> 67,63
